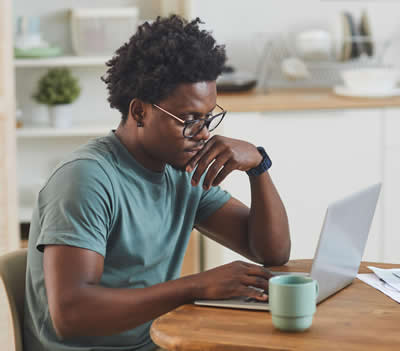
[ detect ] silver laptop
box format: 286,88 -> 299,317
195,183 -> 382,311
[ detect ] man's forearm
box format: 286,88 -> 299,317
53,275 -> 196,339
52,259 -> 275,340
247,172 -> 291,266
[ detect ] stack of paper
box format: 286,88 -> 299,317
357,266 -> 400,303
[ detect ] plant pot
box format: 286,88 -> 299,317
31,104 -> 50,127
48,104 -> 73,128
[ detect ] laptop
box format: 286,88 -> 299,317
194,183 -> 382,311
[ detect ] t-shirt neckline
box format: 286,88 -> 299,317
108,130 -> 166,184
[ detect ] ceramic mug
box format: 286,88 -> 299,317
269,275 -> 319,332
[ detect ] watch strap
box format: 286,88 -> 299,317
246,146 -> 272,176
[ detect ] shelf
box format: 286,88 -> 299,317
14,55 -> 111,68
19,207 -> 33,223
16,126 -> 112,138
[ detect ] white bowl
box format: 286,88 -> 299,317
341,68 -> 400,92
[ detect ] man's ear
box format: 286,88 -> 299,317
129,99 -> 146,126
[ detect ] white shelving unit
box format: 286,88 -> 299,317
15,53 -> 117,225
16,126 -> 112,138
14,55 -> 110,67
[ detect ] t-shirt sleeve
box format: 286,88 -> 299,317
36,159 -> 114,257
195,183 -> 231,225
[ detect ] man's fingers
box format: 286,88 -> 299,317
191,147 -> 220,186
202,153 -> 231,190
241,286 -> 268,301
187,137 -> 215,172
211,160 -> 237,187
241,276 -> 269,292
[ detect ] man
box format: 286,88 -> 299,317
24,15 -> 290,351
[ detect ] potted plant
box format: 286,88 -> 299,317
33,68 -> 81,128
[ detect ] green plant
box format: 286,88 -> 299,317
33,68 -> 81,106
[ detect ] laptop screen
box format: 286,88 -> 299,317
310,183 -> 381,303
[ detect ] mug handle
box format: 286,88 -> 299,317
315,281 -> 319,298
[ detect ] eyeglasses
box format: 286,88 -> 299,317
152,103 -> 226,139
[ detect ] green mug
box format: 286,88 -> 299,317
269,275 -> 319,332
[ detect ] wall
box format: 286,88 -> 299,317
189,0 -> 400,73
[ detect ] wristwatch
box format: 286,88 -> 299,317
246,146 -> 272,176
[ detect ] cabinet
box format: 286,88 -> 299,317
383,108 -> 400,263
204,109 -> 384,269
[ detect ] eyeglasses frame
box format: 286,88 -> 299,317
152,103 -> 227,139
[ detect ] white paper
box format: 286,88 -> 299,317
367,266 -> 400,292
357,273 -> 400,303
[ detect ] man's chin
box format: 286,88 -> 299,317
170,163 -> 186,171
167,152 -> 197,172
165,157 -> 186,171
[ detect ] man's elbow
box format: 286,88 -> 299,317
260,238 -> 291,267
275,238 -> 291,266
271,248 -> 290,266
49,297 -> 82,340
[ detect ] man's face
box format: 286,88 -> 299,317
141,81 -> 217,171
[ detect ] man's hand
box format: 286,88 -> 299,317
192,261 -> 272,301
186,135 -> 263,190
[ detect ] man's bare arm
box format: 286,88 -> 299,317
248,171 -> 290,265
189,135 -> 291,266
196,174 -> 290,267
44,245 -> 272,339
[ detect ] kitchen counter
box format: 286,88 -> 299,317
217,88 -> 400,112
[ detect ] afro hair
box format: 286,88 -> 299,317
101,15 -> 226,122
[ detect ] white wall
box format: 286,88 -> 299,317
189,0 -> 400,72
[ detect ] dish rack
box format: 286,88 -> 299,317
256,33 -> 400,92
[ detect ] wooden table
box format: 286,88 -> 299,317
151,260 -> 400,351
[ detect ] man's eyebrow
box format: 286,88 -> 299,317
179,105 -> 217,117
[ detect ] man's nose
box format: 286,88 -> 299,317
193,124 -> 210,141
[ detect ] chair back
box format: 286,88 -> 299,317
0,249 -> 28,351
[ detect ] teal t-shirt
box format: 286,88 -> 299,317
24,131 -> 231,351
